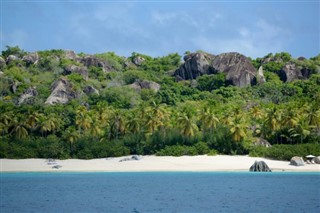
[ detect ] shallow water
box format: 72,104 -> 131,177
1,172 -> 319,213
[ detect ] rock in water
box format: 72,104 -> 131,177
290,156 -> 304,166
249,161 -> 272,172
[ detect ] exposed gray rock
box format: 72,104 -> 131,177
18,87 -> 38,105
22,52 -> 39,65
81,55 -> 113,72
257,66 -> 266,83
83,85 -> 99,95
6,55 -> 19,64
174,52 -> 215,80
211,52 -> 257,87
64,50 -> 78,60
313,156 -> 320,164
290,156 -> 304,166
132,56 -> 146,66
174,52 -> 257,87
119,155 -> 142,162
249,161 -> 272,172
129,80 -> 161,92
0,56 -> 6,70
253,138 -> 272,148
45,78 -> 78,105
64,65 -> 88,80
279,62 -> 304,82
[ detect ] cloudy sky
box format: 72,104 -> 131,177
1,0 -> 319,59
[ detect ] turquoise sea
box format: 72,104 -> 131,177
1,172 -> 319,213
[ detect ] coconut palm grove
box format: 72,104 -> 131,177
0,46 -> 319,160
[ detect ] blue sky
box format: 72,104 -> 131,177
1,0 -> 319,59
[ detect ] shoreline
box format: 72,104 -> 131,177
1,155 -> 320,173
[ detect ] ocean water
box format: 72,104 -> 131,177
1,172 -> 319,213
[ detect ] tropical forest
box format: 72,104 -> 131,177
0,46 -> 319,160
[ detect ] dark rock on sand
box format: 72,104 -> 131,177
249,161 -> 272,172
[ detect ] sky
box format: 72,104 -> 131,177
1,0 -> 319,59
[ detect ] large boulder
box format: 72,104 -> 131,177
290,156 -> 304,166
45,78 -> 78,105
313,156 -> 320,164
6,55 -> 19,64
211,52 -> 257,87
18,87 -> 38,105
129,80 -> 161,92
174,52 -> 257,87
64,65 -> 88,80
249,161 -> 272,172
279,62 -> 304,82
22,52 -> 39,65
174,52 -> 215,80
81,55 -> 113,72
132,56 -> 146,66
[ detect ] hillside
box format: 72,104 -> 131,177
0,46 -> 320,159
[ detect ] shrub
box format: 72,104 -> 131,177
156,145 -> 198,156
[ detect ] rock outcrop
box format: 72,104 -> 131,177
290,156 -> 304,166
132,56 -> 146,66
64,50 -> 78,61
18,87 -> 38,105
22,52 -> 39,65
211,53 -> 257,87
83,85 -> 99,95
81,55 -> 113,72
45,78 -> 78,105
257,66 -> 266,83
279,62 -> 304,82
6,55 -> 19,64
129,80 -> 161,92
64,65 -> 88,80
174,52 -> 215,80
249,161 -> 272,172
174,52 -> 257,87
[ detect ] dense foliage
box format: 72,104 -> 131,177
0,47 -> 319,160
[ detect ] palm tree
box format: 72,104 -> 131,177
75,106 -> 92,134
228,115 -> 247,142
63,126 -> 80,155
177,106 -> 198,137
109,109 -> 126,139
10,116 -> 29,139
199,105 -> 219,141
126,111 -> 141,134
263,106 -> 282,140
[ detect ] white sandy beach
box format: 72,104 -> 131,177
1,155 -> 319,172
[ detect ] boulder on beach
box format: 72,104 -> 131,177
313,156 -> 320,164
119,155 -> 142,162
249,161 -> 272,172
290,156 -> 304,166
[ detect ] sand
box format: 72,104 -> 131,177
1,155 -> 319,172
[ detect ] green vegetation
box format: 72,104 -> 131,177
0,46 -> 319,160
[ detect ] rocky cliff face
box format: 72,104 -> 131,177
45,78 -> 78,105
174,52 -> 257,87
279,62 -> 312,82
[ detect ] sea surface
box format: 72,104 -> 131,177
1,172 -> 319,213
